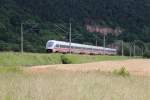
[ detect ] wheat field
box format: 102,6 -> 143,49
0,70 -> 150,100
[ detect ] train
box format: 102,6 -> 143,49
46,40 -> 117,55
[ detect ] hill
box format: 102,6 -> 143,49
0,0 -> 150,53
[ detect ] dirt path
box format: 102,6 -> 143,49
27,59 -> 150,76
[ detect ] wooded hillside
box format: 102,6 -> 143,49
0,0 -> 150,53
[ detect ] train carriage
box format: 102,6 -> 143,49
46,40 -> 117,55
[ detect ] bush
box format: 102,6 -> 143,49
61,55 -> 72,64
143,51 -> 150,58
113,67 -> 130,77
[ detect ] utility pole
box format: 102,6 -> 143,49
141,48 -> 143,56
96,39 -> 97,46
133,42 -> 136,57
21,23 -> 24,54
69,20 -> 72,54
103,34 -> 106,55
130,44 -> 132,57
122,40 -> 124,56
20,22 -> 38,54
69,0 -> 72,54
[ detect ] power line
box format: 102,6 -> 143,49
54,24 -> 68,33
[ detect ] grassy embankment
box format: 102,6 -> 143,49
0,52 -> 129,67
0,71 -> 149,100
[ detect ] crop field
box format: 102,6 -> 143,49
0,52 -> 149,100
0,69 -> 150,100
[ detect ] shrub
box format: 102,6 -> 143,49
61,55 -> 72,64
143,51 -> 150,58
113,67 -> 130,77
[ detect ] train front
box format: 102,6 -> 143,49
46,40 -> 55,53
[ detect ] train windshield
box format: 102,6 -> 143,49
47,42 -> 54,47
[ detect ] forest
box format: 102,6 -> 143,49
0,0 -> 150,55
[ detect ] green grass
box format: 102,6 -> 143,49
0,52 -> 62,67
0,71 -> 149,100
62,54 -> 129,64
0,52 -> 129,67
0,67 -> 22,73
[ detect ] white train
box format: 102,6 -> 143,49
46,40 -> 117,55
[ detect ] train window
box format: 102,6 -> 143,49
48,42 -> 54,47
61,45 -> 65,48
60,45 -> 70,48
55,44 -> 60,48
94,49 -> 99,51
66,45 -> 70,48
60,45 -> 63,48
86,48 -> 89,50
75,47 -> 79,49
88,48 -> 92,50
